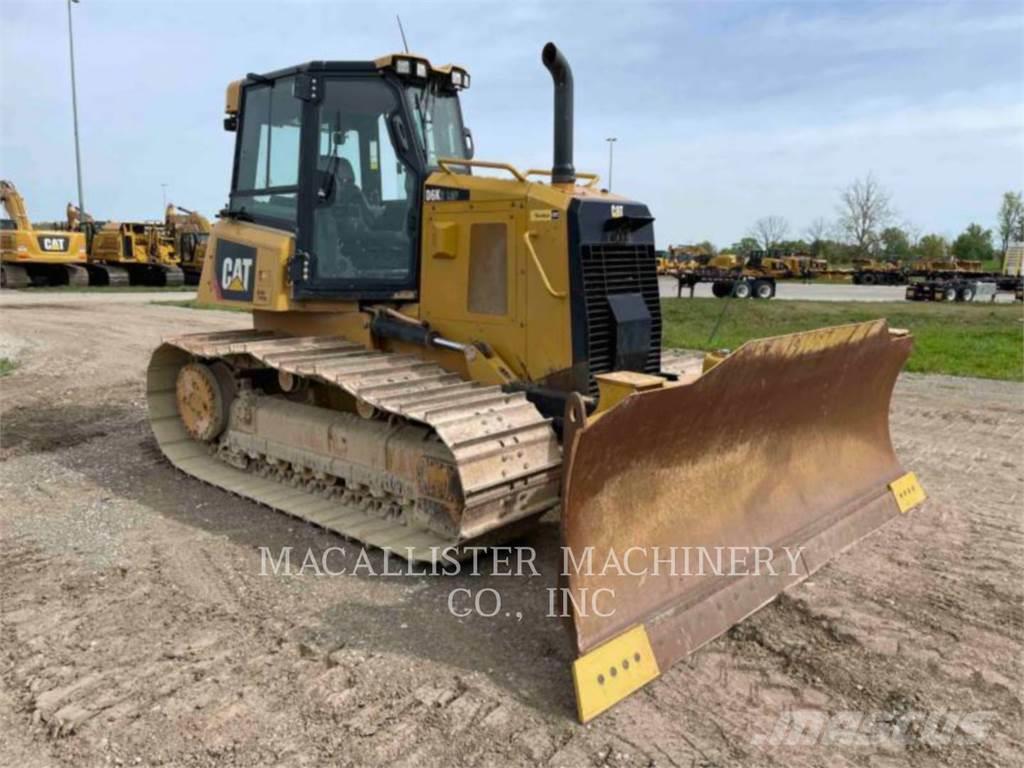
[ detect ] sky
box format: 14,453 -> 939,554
1,0 -> 1022,247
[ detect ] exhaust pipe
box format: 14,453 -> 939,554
542,42 -> 576,185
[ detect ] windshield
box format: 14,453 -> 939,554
405,85 -> 467,168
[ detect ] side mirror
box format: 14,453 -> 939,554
463,127 -> 474,159
316,168 -> 336,203
390,114 -> 411,153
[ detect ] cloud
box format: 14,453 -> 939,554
758,2 -> 1024,54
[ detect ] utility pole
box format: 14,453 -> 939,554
67,0 -> 85,217
606,137 -> 617,192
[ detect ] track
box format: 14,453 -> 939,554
148,330 -> 562,559
1,263 -> 89,288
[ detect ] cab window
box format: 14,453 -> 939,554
311,78 -> 417,285
231,77 -> 301,224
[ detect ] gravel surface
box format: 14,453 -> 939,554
1,291 -> 1021,767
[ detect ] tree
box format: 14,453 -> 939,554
997,191 -> 1023,256
836,173 -> 894,257
695,240 -> 717,257
879,226 -> 913,263
952,223 -> 995,264
776,239 -> 811,254
804,218 -> 833,259
902,221 -> 922,248
915,234 -> 949,262
805,217 -> 830,242
748,215 -> 790,251
729,237 -> 761,258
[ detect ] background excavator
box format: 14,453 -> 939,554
1,180 -> 89,288
146,43 -> 926,722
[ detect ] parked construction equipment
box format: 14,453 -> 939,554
87,220 -> 184,286
145,44 -> 925,722
0,180 -> 89,288
906,273 -> 1022,302
165,204 -> 211,284
661,248 -> 830,299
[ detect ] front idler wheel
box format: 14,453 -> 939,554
176,362 -> 235,441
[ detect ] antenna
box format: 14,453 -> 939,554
396,14 -> 410,53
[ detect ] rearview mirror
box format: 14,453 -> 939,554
390,114 -> 411,153
316,168 -> 335,203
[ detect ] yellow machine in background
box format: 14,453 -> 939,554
0,180 -> 88,288
87,220 -> 183,286
165,203 -> 211,285
147,44 -> 925,722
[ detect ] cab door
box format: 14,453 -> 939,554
294,76 -> 421,299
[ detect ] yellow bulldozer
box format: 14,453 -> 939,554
165,203 -> 211,285
147,44 -> 926,722
87,220 -> 184,286
1,180 -> 89,288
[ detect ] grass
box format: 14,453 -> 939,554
152,299 -> 248,312
0,358 -> 18,377
662,297 -> 1024,381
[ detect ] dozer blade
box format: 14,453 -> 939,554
561,320 -> 926,722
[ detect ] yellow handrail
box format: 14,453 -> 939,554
436,157 -> 526,182
523,231 -> 567,299
524,169 -> 601,188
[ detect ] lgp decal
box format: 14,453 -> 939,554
214,240 -> 257,302
37,236 -> 69,252
424,185 -> 470,202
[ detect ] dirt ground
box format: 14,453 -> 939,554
1,291 -> 1021,768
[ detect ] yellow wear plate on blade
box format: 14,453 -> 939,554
572,625 -> 660,723
889,472 -> 926,513
561,320 -> 921,721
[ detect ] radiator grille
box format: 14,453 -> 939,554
579,243 -> 662,394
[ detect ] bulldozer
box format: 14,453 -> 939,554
165,203 -> 212,285
147,44 -> 926,722
87,220 -> 184,286
0,180 -> 89,288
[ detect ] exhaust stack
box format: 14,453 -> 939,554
542,42 -> 575,185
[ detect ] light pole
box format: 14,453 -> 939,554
66,0 -> 85,217
161,183 -> 168,210
605,137 -> 617,192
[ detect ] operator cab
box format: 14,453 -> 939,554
224,55 -> 473,299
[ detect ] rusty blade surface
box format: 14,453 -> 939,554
561,320 -> 913,668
